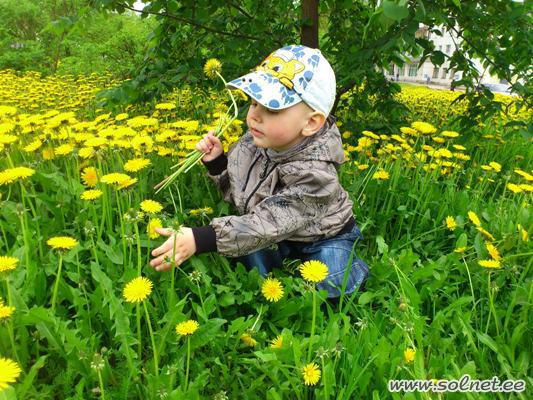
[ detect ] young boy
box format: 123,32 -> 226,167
150,45 -> 369,299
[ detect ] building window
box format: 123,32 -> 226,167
433,68 -> 439,79
441,68 -> 448,79
446,44 -> 451,54
448,69 -> 455,78
438,45 -> 442,51
408,64 -> 418,77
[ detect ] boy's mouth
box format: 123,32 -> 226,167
250,127 -> 264,137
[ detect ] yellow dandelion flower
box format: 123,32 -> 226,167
80,189 -> 103,201
357,164 -> 369,171
43,148 -> 55,160
270,335 -> 283,349
454,247 -> 467,253
147,218 -> 162,239
302,363 -> 321,386
124,158 -> 151,172
514,169 -> 533,181
23,139 -> 43,152
81,167 -> 98,187
0,256 -> 18,273
240,332 -> 257,347
299,260 -> 329,283
467,211 -> 482,227
404,348 -> 416,363
411,121 -> 436,135
476,227 -> 495,241
204,58 -> 222,79
261,277 -> 284,302
155,103 -> 176,110
175,320 -> 199,336
506,183 -> 523,193
0,301 -> 15,320
445,216 -> 457,231
441,130 -> 460,138
115,113 -> 129,121
140,200 -> 163,214
489,162 -> 501,172
362,130 -> 380,140
452,144 -> 466,151
342,131 -> 352,139
481,165 -> 493,172
478,259 -> 501,269
372,170 -> 390,180
100,172 -> 131,185
55,144 -> 74,156
117,177 -> 138,190
78,147 -> 94,159
47,236 -> 78,250
400,127 -> 418,136
485,241 -> 501,260
519,184 -> 533,192
0,167 -> 36,186
123,276 -> 153,303
0,357 -> 22,391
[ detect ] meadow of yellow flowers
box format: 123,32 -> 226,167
0,68 -> 531,398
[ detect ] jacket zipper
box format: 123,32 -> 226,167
243,162 -> 279,213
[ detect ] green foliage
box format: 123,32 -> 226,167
92,0 -> 532,132
0,0 -> 154,77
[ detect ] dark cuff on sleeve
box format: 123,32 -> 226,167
191,225 -> 217,254
202,153 -> 228,175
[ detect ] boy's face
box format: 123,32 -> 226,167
246,100 -> 318,152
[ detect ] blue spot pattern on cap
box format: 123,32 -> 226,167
268,99 -> 280,108
309,54 -> 320,68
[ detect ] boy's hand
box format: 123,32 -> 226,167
196,130 -> 223,162
149,227 -> 196,272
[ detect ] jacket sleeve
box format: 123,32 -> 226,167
210,162 -> 340,257
202,154 -> 233,204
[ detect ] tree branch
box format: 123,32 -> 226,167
118,3 -> 268,43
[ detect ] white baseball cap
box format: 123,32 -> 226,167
226,45 -> 336,117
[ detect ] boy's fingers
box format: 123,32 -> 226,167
155,227 -> 172,236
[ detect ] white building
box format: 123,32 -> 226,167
387,25 -> 506,89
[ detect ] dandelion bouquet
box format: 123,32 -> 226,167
154,59 -> 238,193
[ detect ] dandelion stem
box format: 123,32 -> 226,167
134,222 -> 142,275
136,303 -> 142,362
184,336 -> 191,392
322,358 -> 328,400
307,288 -> 317,362
97,368 -> 106,400
51,253 -> 63,312
143,301 -> 159,378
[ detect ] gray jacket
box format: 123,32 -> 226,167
199,116 -> 355,257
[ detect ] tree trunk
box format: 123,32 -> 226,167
300,0 -> 319,48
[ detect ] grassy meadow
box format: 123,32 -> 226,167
0,68 -> 531,399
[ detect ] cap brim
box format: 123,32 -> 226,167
226,70 -> 302,110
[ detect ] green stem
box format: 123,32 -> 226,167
322,358 -> 328,400
185,336 -> 191,392
4,279 -> 18,362
143,301 -> 159,378
136,303 -> 142,362
51,253 -> 63,312
134,222 -> 142,275
97,369 -> 106,400
307,288 -> 317,362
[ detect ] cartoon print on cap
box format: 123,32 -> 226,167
256,54 -> 305,90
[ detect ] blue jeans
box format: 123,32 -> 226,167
231,224 -> 370,298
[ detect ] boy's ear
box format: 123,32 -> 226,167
302,111 -> 326,137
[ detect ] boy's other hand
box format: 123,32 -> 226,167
196,130 -> 223,162
149,227 -> 196,272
